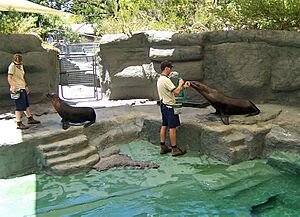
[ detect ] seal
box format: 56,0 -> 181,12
93,154 -> 159,171
46,93 -> 96,129
190,81 -> 260,125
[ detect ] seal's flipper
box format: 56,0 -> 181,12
62,121 -> 70,130
246,101 -> 261,116
245,111 -> 260,117
84,121 -> 94,128
220,112 -> 229,125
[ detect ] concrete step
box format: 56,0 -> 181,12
43,145 -> 82,159
46,145 -> 98,166
37,135 -> 88,152
32,130 -> 82,146
50,153 -> 100,175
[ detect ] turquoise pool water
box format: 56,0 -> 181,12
0,140 -> 299,217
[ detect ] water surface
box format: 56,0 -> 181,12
0,140 -> 299,216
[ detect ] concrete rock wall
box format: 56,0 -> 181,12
1,31 -> 299,107
0,34 -> 59,107
99,30 -> 300,105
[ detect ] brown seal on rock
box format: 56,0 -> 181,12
46,93 -> 96,130
190,81 -> 260,125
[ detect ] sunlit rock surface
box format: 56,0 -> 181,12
99,30 -> 300,105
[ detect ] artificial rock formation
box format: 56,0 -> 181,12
0,34 -> 59,107
1,31 -> 299,107
99,30 -> 300,105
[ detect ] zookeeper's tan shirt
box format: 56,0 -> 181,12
157,75 -> 176,106
8,63 -> 26,89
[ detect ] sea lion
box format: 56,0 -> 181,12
46,93 -> 96,130
93,154 -> 159,171
190,81 -> 260,125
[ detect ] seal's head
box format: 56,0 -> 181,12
46,93 -> 62,110
46,93 -> 59,102
13,52 -> 23,65
190,81 -> 210,93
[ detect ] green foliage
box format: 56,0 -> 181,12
211,0 -> 300,30
96,0 -> 299,33
37,15 -> 81,42
0,0 -> 298,38
27,0 -> 82,41
0,3 -> 81,42
94,0 -> 210,34
0,10 -> 38,33
68,0 -> 118,22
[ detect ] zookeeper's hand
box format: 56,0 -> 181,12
10,86 -> 16,93
178,79 -> 185,86
184,81 -> 190,88
25,86 -> 30,94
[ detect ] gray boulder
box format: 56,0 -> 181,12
265,125 -> 300,156
110,63 -> 159,99
99,30 -> 300,106
0,34 -> 59,107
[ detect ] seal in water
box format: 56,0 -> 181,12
93,154 -> 159,171
190,81 -> 260,125
46,93 -> 96,129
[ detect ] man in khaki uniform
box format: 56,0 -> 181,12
7,52 -> 40,129
157,60 -> 190,156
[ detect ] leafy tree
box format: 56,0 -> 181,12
0,11 -> 38,34
97,0 -> 210,34
54,0 -> 120,35
211,0 -> 300,30
0,0 -> 298,38
0,1 -> 81,42
68,0 -> 118,21
36,14 -> 81,42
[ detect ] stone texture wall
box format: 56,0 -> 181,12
0,34 -> 59,107
99,30 -> 300,105
1,31 -> 299,107
0,141 -> 38,178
